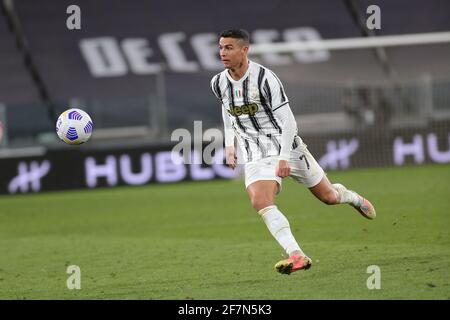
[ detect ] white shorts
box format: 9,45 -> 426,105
244,142 -> 324,192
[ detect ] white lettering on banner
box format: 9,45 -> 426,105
158,32 -> 199,72
82,150 -> 240,188
155,151 -> 187,182
79,26 -> 329,77
79,38 -> 128,77
85,156 -> 118,187
393,134 -> 424,165
190,33 -> 223,70
283,27 -> 330,63
427,133 -> 450,163
252,29 -> 292,66
122,39 -> 163,74
120,153 -> 153,185
8,160 -> 51,194
319,138 -> 359,170
190,151 -> 215,180
393,132 -> 450,165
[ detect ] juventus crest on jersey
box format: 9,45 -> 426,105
211,60 -> 301,163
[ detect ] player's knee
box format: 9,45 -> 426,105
251,196 -> 273,212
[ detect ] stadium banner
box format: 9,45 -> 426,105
0,123 -> 449,195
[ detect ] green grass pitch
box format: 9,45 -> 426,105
0,164 -> 449,299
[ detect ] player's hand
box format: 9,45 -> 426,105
276,160 -> 291,178
225,146 -> 237,169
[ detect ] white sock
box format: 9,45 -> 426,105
333,183 -> 361,206
258,205 -> 305,257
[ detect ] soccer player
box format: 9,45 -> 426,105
210,29 -> 376,275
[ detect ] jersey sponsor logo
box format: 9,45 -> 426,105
228,103 -> 259,117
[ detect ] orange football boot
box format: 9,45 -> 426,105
275,254 -> 312,275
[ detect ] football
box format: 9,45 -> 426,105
56,108 -> 93,145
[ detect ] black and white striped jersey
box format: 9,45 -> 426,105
211,60 -> 301,163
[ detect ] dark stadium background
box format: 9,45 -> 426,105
0,0 -> 449,194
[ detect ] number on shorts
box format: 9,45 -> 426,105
299,154 -> 310,170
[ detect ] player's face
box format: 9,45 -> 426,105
219,37 -> 248,69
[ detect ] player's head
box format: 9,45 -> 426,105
219,29 -> 250,69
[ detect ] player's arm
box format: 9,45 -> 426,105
211,74 -> 236,169
274,104 -> 297,177
222,106 -> 236,169
264,71 -> 296,177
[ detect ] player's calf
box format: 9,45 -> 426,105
319,189 -> 340,205
309,177 -> 340,205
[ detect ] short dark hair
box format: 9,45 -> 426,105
219,29 -> 250,46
